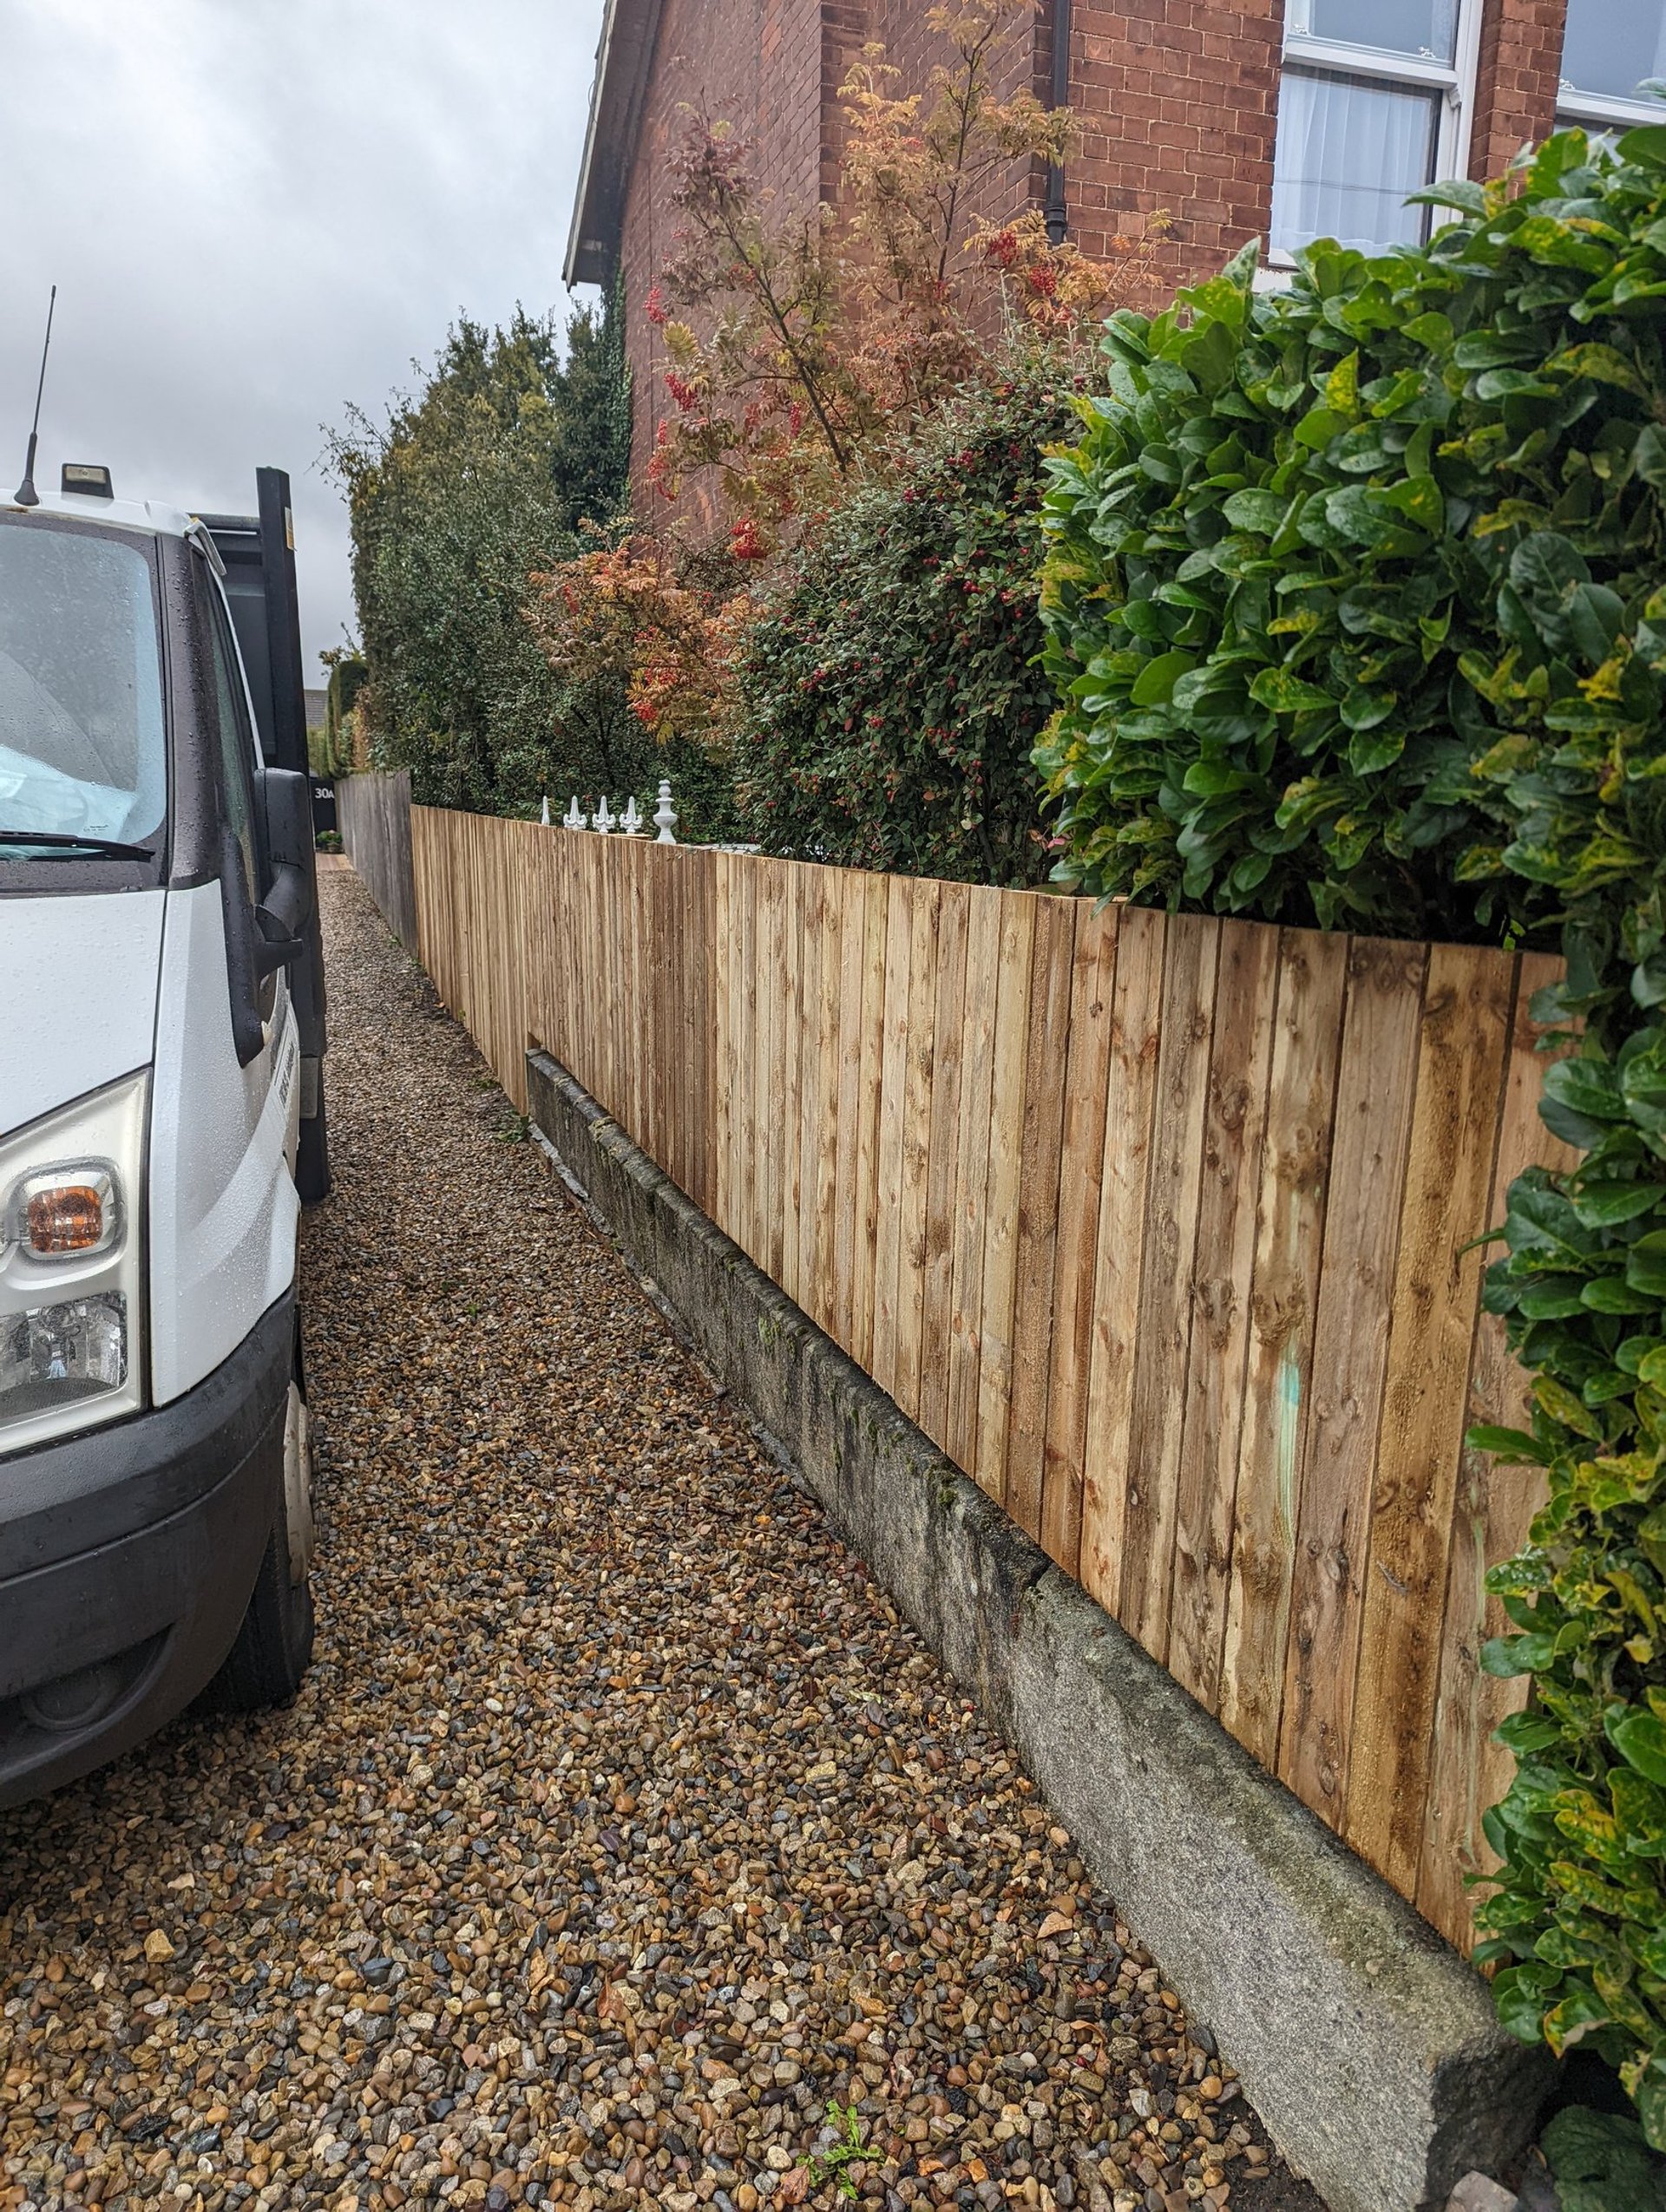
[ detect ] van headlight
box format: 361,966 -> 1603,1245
0,1071 -> 148,1455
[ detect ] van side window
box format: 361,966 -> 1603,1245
206,592 -> 259,901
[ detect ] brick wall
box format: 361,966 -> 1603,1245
1069,0 -> 1283,290
616,0 -> 829,515
611,0 -> 1581,517
1470,0 -> 1568,181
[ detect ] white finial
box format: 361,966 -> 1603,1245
540,793 -> 550,827
620,795 -> 643,836
593,795 -> 615,834
563,795 -> 583,830
654,779 -> 678,845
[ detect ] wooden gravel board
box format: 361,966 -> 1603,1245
1120,913 -> 1221,1665
947,887 -> 1003,1476
1006,894 -> 1079,1544
1168,917 -> 1279,1714
1078,904 -> 1166,1620
1217,927 -> 1348,1770
1277,936 -> 1427,1829
974,894 -> 1039,1506
1409,952 -> 1579,1940
1040,900 -> 1120,1578
1347,943 -> 1515,1894
920,881 -> 972,1454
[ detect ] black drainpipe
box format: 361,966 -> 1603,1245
1045,0 -> 1072,245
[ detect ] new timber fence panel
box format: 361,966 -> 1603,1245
404,810 -> 1571,1956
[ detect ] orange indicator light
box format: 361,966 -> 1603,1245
26,1184 -> 105,1254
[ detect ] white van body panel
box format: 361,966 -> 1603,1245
0,891 -> 164,1135
147,880 -> 298,1405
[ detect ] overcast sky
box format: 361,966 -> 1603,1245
1,0 -> 606,676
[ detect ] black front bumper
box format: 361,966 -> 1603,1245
0,1291 -> 293,1808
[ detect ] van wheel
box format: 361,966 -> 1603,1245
207,1365 -> 316,1711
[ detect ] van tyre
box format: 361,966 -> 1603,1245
207,1364 -> 316,1711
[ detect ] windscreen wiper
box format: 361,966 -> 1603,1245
0,828 -> 155,860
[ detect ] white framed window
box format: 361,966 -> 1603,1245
1269,0 -> 1483,261
1556,0 -> 1666,132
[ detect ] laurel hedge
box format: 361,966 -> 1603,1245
1039,124 -> 1666,2131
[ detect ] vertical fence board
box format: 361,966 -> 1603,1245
871,876 -> 914,1404
1346,945 -> 1516,1895
714,854 -> 734,1228
831,871 -> 867,1356
1168,919 -> 1278,1713
1279,938 -> 1427,1823
1218,929 -> 1348,1769
947,887 -> 1003,1475
921,883 -> 972,1453
810,875 -> 844,1339
742,858 -> 764,1268
778,867 -> 804,1309
852,873 -> 889,1372
895,880 -> 942,1428
1079,906 -> 1166,1617
1006,897 -> 1079,1544
974,898 -> 1038,1505
1040,901 -> 1119,1577
1121,915 -> 1220,1663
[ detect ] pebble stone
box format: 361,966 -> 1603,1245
0,866 -> 1322,2212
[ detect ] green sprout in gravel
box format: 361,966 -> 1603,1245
809,2100 -> 869,2200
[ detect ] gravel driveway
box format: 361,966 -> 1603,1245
1,863 -> 1320,2212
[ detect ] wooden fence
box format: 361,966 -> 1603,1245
338,771 -> 418,954
403,805 -> 1573,1954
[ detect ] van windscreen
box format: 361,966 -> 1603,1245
0,521 -> 167,855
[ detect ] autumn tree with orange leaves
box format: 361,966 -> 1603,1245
527,2 -> 1164,757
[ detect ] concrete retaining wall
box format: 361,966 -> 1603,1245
526,1047 -> 1552,2212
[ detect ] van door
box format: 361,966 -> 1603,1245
146,554 -> 300,1406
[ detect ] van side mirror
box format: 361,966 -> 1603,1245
253,768 -> 315,974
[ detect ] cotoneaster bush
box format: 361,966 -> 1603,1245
731,372 -> 1076,883
1044,123 -> 1666,2130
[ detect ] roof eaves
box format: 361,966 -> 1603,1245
564,0 -> 665,289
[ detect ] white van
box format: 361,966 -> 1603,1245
0,462 -> 328,1806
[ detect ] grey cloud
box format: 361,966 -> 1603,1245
1,0 -> 604,672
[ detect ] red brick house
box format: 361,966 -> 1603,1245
566,0 -> 1666,502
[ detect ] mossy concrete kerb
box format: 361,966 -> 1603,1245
525,1047 -> 1552,2212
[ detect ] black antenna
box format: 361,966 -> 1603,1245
14,285 -> 57,508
